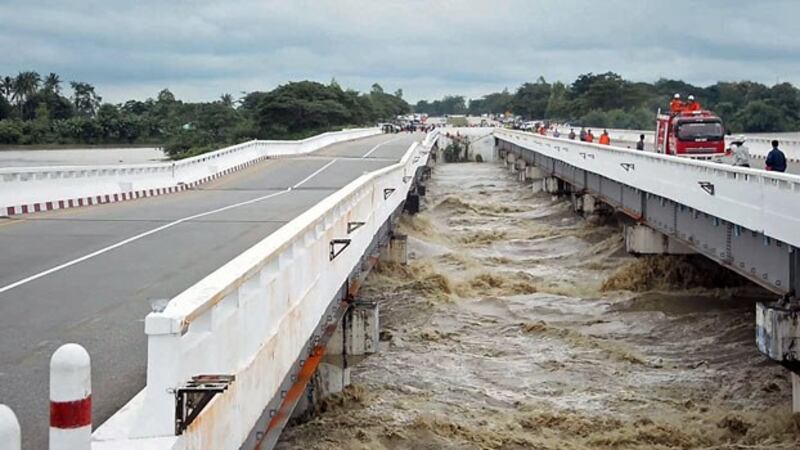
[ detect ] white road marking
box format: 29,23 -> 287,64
361,136 -> 402,158
0,189 -> 294,294
292,159 -> 338,189
0,139 -> 383,294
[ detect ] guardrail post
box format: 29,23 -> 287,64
0,405 -> 21,450
50,344 -> 91,450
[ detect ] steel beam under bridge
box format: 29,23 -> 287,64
495,129 -> 800,297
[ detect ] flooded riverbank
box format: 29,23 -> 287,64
280,162 -> 799,450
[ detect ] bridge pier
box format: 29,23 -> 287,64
380,233 -> 408,265
624,224 -> 695,255
756,301 -> 800,412
527,166 -> 546,193
570,193 -> 612,224
543,176 -> 567,195
295,300 -> 380,418
505,152 -> 517,172
514,158 -> 527,182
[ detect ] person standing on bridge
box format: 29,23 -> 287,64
766,140 -> 787,172
585,129 -> 594,143
579,127 -> 587,141
569,128 -> 576,140
636,134 -> 646,150
553,129 -> 561,138
729,135 -> 750,167
599,130 -> 611,145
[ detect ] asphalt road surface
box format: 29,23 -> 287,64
0,132 -> 421,449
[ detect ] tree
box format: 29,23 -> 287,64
71,81 -> 102,117
43,73 -> 62,94
512,77 -> 551,119
157,89 -> 176,104
735,100 -> 786,132
13,71 -> 41,116
0,76 -> 13,101
219,93 -> 234,108
0,119 -> 23,143
0,96 -> 11,120
468,89 -> 513,115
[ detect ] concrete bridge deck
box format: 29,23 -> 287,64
0,132 -> 420,450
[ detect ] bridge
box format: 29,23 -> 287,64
2,123 -> 800,449
0,129 -> 435,449
493,127 -> 800,406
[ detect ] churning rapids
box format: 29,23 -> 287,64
279,161 -> 800,450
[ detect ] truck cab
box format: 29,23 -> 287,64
655,110 -> 726,160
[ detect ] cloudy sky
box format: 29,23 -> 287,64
2,0 -> 799,104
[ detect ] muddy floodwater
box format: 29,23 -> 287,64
280,162 -> 800,450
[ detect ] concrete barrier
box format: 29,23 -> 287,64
0,128 -> 380,217
496,128 -> 800,250
50,344 -> 92,450
0,405 -> 21,450
90,130 -> 438,449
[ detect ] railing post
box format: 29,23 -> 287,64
0,404 -> 21,450
50,344 -> 91,450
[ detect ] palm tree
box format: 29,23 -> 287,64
44,72 -> 62,94
13,71 -> 41,112
220,93 -> 234,108
0,76 -> 13,100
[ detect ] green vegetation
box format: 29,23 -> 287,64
0,73 -> 409,159
415,73 -> 800,132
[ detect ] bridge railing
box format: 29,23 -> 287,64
0,128 -> 380,216
496,128 -> 800,252
92,130 -> 438,449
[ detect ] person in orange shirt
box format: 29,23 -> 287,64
670,93 -> 684,113
599,130 -> 610,145
585,129 -> 594,143
686,95 -> 701,111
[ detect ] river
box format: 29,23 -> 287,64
279,161 -> 799,450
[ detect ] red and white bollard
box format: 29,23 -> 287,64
49,344 -> 91,450
0,404 -> 21,450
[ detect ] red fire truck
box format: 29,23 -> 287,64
655,109 -> 726,159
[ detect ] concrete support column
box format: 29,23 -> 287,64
296,301 -> 379,417
505,153 -> 517,172
543,176 -> 561,195
380,234 -> 408,265
756,301 -> 800,413
527,166 -> 546,193
515,158 -> 527,182
624,224 -> 694,255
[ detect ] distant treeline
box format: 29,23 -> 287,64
414,72 -> 800,132
0,72 -> 409,158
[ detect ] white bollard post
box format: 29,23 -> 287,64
49,344 -> 91,450
0,405 -> 21,450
